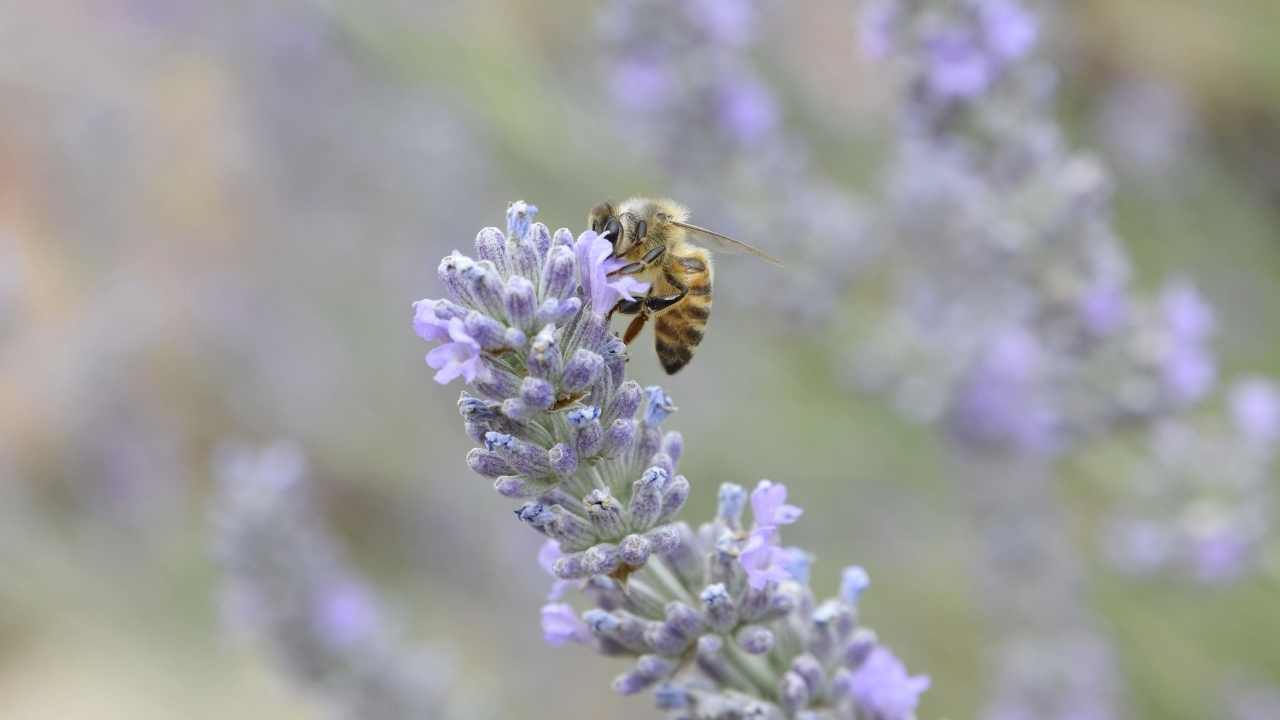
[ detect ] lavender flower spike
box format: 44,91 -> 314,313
214,444 -> 460,719
413,203 -> 931,718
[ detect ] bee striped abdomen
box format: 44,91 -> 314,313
654,249 -> 712,374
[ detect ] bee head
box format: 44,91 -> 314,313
588,200 -> 647,256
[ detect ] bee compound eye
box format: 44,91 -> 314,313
604,217 -> 623,246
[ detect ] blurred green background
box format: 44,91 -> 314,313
1,1 -> 1278,718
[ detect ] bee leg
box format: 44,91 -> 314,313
623,312 -> 650,344
644,284 -> 687,313
606,246 -> 667,278
608,297 -> 644,321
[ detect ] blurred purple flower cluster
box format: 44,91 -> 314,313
214,444 -> 460,719
598,0 -> 874,324
1107,377 -> 1280,583
410,202 -> 929,719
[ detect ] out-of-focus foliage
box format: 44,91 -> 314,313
1,1 -> 1278,719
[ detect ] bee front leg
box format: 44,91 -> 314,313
606,245 -> 666,278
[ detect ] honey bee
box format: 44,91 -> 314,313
589,197 -> 781,374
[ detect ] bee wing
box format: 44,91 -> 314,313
669,221 -> 783,267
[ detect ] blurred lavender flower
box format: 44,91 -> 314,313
1107,377 -> 1280,583
598,0 -> 874,324
214,444 -> 460,719
854,0 -> 1215,454
412,203 -> 930,718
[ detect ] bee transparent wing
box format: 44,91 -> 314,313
669,221 -> 783,267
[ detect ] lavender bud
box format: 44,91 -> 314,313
665,601 -> 705,638
584,543 -> 622,575
635,426 -> 662,464
791,654 -> 826,698
696,634 -> 732,684
501,398 -> 536,422
840,565 -> 870,605
642,385 -> 677,425
658,474 -> 690,523
830,667 -> 855,700
515,502 -> 554,534
505,201 -> 537,241
462,260 -> 505,318
463,311 -> 508,351
474,361 -> 522,400
583,609 -> 648,653
645,619 -> 690,657
654,683 -> 690,711
534,297 -> 581,327
600,419 -> 636,458
661,431 -> 684,465
493,475 -> 553,499
551,227 -> 574,250
484,432 -> 552,476
458,394 -> 501,422
779,671 -> 810,715
465,448 -> 513,479
553,551 -> 592,580
475,226 -> 509,275
644,524 -> 681,554
583,608 -> 621,638
566,404 -> 601,428
814,600 -> 855,640
619,534 -> 652,567
561,349 -> 604,393
613,655 -> 674,695
736,626 -> 774,655
527,325 -> 563,380
629,466 -> 670,529
520,377 -> 556,411
548,443 -> 577,477
717,483 -> 747,527
546,505 -> 595,549
843,628 -> 878,669
541,245 -> 577,300
574,418 -> 605,457
585,489 -> 627,538
529,222 -> 552,258
648,451 -> 675,477
502,276 -> 536,331
602,335 -> 627,385
664,524 -> 705,588
607,381 -> 644,423
700,583 -> 738,632
512,232 -> 542,284
739,583 -> 773,622
437,251 -> 474,304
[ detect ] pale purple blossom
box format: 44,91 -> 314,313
1230,378 -> 1280,445
979,0 -> 1038,60
424,317 -> 486,385
719,78 -> 779,143
687,0 -> 754,46
926,31 -> 992,100
859,0 -> 900,60
849,647 -> 931,720
739,526 -> 792,590
538,539 -> 573,601
749,479 -> 802,527
612,59 -> 674,112
840,565 -> 871,604
541,603 -> 591,647
575,230 -> 650,314
315,582 -> 381,649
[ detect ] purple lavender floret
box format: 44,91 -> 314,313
413,203 -> 931,718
